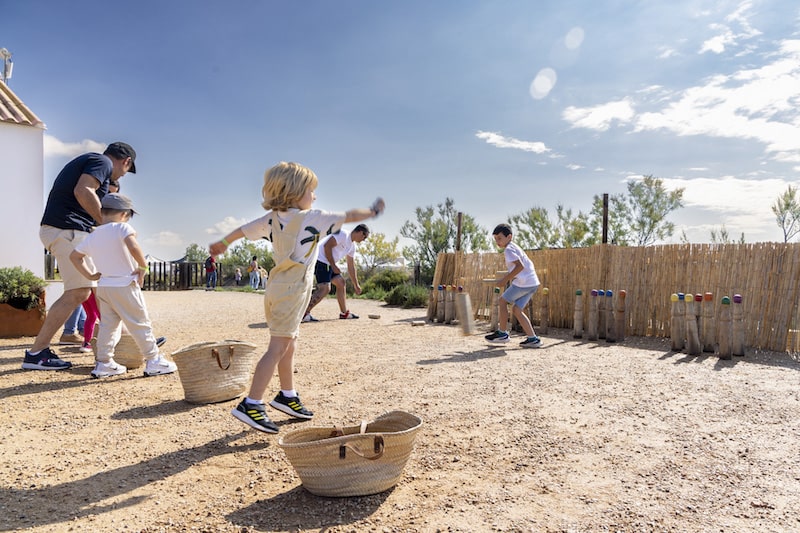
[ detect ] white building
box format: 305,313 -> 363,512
0,79 -> 45,278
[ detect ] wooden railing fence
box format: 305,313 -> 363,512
431,243 -> 800,353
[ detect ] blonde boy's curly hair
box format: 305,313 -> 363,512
261,161 -> 318,211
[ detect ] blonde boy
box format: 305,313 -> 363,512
210,162 -> 384,433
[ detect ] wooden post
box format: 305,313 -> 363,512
605,290 -> 616,342
587,289 -> 599,341
718,296 -> 732,360
597,289 -> 606,339
539,287 -> 549,334
670,293 -> 684,351
426,284 -> 436,322
573,289 -> 584,338
685,294 -> 702,355
614,289 -> 626,342
702,292 -> 715,352
436,285 -> 445,323
732,294 -> 745,356
444,285 -> 455,324
455,287 -> 476,335
490,287 -> 500,331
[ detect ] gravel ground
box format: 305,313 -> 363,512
1,289 -> 799,532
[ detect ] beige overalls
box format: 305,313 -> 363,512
263,211 -> 316,338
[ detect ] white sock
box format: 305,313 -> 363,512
281,389 -> 297,398
246,397 -> 264,405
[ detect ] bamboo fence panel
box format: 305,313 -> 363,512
430,242 -> 800,352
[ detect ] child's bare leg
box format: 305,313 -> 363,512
276,340 -> 296,391
247,335 -> 293,402
498,298 -> 510,331
513,305 -> 536,337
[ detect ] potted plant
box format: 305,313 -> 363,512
0,266 -> 47,337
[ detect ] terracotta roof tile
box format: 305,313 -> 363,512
0,80 -> 44,128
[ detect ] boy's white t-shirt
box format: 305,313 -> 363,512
74,222 -> 139,287
317,230 -> 355,266
503,241 -> 540,288
240,208 -> 346,266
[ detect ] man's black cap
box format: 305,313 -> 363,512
104,142 -> 137,173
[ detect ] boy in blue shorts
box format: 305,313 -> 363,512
485,223 -> 543,348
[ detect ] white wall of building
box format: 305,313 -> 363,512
0,122 -> 44,277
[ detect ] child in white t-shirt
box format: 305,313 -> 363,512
485,223 -> 543,348
70,193 -> 178,378
209,161 -> 384,434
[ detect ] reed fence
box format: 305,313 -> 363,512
430,243 -> 800,353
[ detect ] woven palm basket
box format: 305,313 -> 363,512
278,410 -> 423,497
91,333 -> 145,369
171,340 -> 258,404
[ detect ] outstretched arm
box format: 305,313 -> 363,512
343,197 -> 385,224
210,228 -> 245,256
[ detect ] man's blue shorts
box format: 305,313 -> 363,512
314,261 -> 340,284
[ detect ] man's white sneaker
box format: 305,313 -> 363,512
91,360 -> 127,379
143,353 -> 178,377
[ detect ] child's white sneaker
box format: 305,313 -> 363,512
143,353 -> 178,377
91,360 -> 127,379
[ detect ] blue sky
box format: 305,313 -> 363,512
3,0 -> 799,260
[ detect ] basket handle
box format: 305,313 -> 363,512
211,346 -> 235,370
339,435 -> 384,460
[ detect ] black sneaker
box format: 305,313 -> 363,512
520,336 -> 543,348
339,310 -> 359,319
485,330 -> 510,343
156,336 -> 167,347
22,348 -> 72,370
231,399 -> 278,433
269,392 -> 314,419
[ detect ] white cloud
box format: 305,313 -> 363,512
662,175 -> 793,238
563,39 -> 800,165
562,98 -> 635,131
475,131 -> 550,154
44,134 -> 105,158
143,230 -> 183,248
699,0 -> 762,54
205,216 -> 248,237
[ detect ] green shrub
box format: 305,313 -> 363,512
385,284 -> 429,308
0,267 -> 47,310
362,269 -> 410,293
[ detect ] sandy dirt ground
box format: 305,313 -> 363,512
1,289 -> 799,533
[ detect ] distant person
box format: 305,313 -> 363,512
208,161 -> 384,433
248,256 -> 259,289
22,142 -> 137,371
235,267 -> 242,286
302,224 -> 371,322
70,193 -> 178,378
204,255 -> 217,289
484,223 -> 542,348
259,266 -> 268,289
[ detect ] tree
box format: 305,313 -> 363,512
400,197 -> 489,282
220,240 -> 275,272
588,193 -> 630,245
183,243 -> 208,262
771,185 -> 800,243
589,175 -> 684,246
710,225 -> 745,244
509,204 -> 592,249
356,232 -> 402,278
509,207 -> 557,249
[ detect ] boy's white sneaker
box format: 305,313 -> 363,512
143,353 -> 178,377
91,360 -> 127,379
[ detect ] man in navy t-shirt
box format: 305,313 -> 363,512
22,142 -> 137,371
